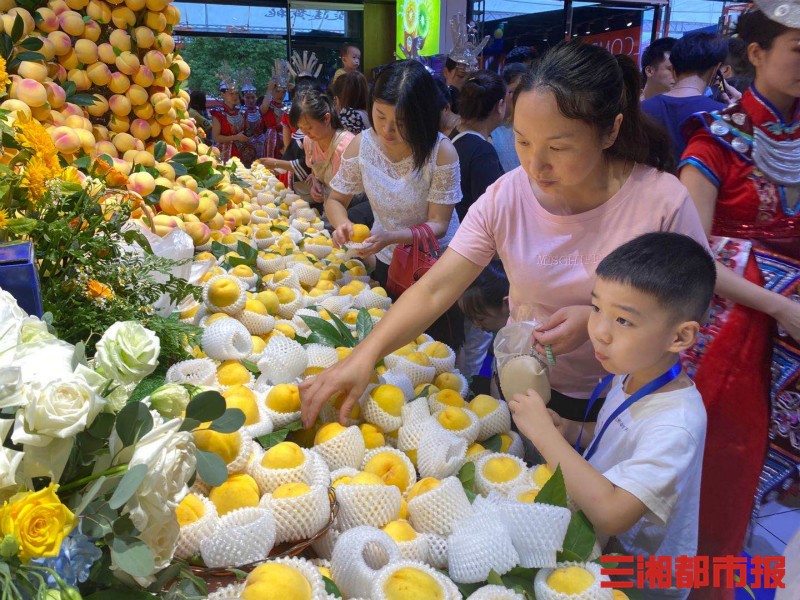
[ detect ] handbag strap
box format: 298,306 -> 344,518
418,223 -> 440,256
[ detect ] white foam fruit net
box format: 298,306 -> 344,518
199,507 -> 276,568
371,559 -> 462,600
243,556 -> 329,600
384,355 -> 436,388
201,318 -> 254,361
308,449 -> 332,487
202,275 -> 248,315
424,533 -> 449,569
362,394 -> 404,434
305,243 -> 335,260
432,407 -> 481,445
165,358 -> 218,386
475,400 -> 512,441
175,494 -> 219,559
260,484 -> 330,544
257,336 -> 308,384
467,585 -> 526,600
238,309 -> 275,336
277,293 -> 304,320
474,453 -> 529,496
247,448 -> 312,494
223,430 -> 254,476
257,253 -> 286,274
305,343 -> 340,370
312,524 -> 340,559
418,341 -> 457,375
447,511 -> 519,584
231,272 -> 259,290
313,425 -> 365,471
407,476 -> 473,536
335,482 -> 402,529
500,497 -> 571,569
361,446 -> 417,494
400,397 -> 432,427
416,420 -> 468,480
206,582 -> 246,600
534,561 -> 614,600
267,270 -> 302,291
353,289 -> 392,311
331,526 -> 401,600
380,371 -> 416,402
395,533 -> 429,563
291,262 -> 321,287
320,294 -> 355,317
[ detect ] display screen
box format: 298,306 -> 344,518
397,0 -> 440,57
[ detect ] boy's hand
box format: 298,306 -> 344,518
508,388 -> 554,441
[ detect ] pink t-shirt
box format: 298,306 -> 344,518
449,164 -> 710,398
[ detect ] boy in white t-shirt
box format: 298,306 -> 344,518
509,232 -> 715,598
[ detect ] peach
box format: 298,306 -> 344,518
15,78 -> 48,107
152,214 -> 185,236
173,59 -> 191,82
158,190 -> 176,214
60,102 -> 83,118
86,62 -> 112,86
175,175 -> 198,191
47,1 -> 71,14
67,69 -> 91,91
35,8 -> 60,32
37,37 -> 56,61
197,195 -> 218,222
133,102 -> 153,120
3,9 -> 35,37
112,157 -> 132,175
112,132 -> 136,153
83,19 -> 101,42
165,5 -> 180,25
50,111 -> 66,126
145,0 -> 169,10
64,0 -> 90,9
108,72 -> 131,94
143,50 -> 166,73
144,10 -> 166,32
17,61 -> 49,83
85,95 -> 109,117
44,82 -> 66,108
153,176 -> 172,189
134,151 -> 155,167
108,28 -> 131,51
124,0 -> 146,9
58,49 -> 79,70
154,161 -> 175,180
111,6 -> 135,28
155,32 -> 175,54
65,115 -> 91,131
50,126 -> 82,154
132,65 -> 154,88
31,105 -> 52,122
98,43 -> 116,65
48,31 -> 71,56
147,118 -> 162,138
94,140 -> 118,158
179,138 -> 197,153
115,51 -> 139,75
155,107 -> 176,126
74,39 -> 99,65
127,171 -> 156,196
58,10 -> 84,36
153,69 -> 174,88
86,0 -> 111,25
75,128 -> 96,153
129,118 -> 150,140
133,26 -> 155,48
92,124 -> 109,141
122,149 -> 138,164
172,187 -> 200,214
0,99 -> 33,121
108,94 -> 131,117
108,114 -> 130,134
121,86 -> 144,109
185,221 -> 211,246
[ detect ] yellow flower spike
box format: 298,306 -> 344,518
0,484 -> 77,562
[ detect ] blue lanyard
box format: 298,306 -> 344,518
575,362 -> 683,461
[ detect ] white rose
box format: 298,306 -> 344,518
123,418 -> 196,532
0,368 -> 24,409
95,322 -> 160,386
11,376 -> 105,446
11,339 -> 75,385
111,506 -> 179,587
0,420 -> 23,490
18,317 -> 55,344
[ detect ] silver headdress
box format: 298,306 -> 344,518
272,58 -> 291,88
753,0 -> 800,27
447,13 -> 490,71
240,67 -> 256,93
288,50 -> 323,79
216,62 -> 238,91
396,36 -> 435,74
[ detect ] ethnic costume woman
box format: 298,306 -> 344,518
237,76 -> 269,167
210,71 -> 248,163
679,7 -> 800,597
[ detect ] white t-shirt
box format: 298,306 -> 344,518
587,376 -> 707,599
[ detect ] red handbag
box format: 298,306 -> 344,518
386,223 -> 440,297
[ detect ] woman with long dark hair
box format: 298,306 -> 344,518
332,70 -> 370,135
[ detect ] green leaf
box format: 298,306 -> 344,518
11,15 -> 24,44
71,341 -> 88,370
204,173 -> 224,188
128,373 -> 166,405
534,464 -> 568,508
149,563 -> 182,594
110,536 -> 155,578
87,412 -> 116,440
300,315 -> 347,348
355,308 -> 373,341
257,420 -> 303,449
179,417 -> 201,432
210,240 -> 228,259
559,510 -> 596,561
328,313 -> 357,347
457,461 -> 477,502
242,359 -> 260,374
13,51 -> 45,62
153,141 -> 166,161
171,161 -> 188,177
109,464 -> 148,510
208,408 -> 246,434
0,34 -> 13,61
323,576 -> 342,598
72,476 -> 107,516
487,570 -> 503,585
62,80 -> 77,98
19,36 -> 43,51
72,155 -> 92,170
185,390 -> 226,422
483,433 -> 502,453
195,449 -> 227,486
115,402 -> 154,447
236,240 -> 258,260
171,152 -> 198,167
85,590 -> 156,600
71,93 -> 99,107
501,566 -> 538,596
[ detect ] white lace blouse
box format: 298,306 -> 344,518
330,128 -> 462,264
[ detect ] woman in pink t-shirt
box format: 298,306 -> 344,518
299,43 -> 708,426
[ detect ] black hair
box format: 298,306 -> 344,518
725,36 -> 754,79
505,46 -> 534,64
515,42 -> 674,172
434,77 -> 453,109
737,9 -> 792,50
641,37 -> 676,79
289,85 -> 342,131
340,42 -> 359,57
458,70 -> 506,121
502,62 -> 527,86
189,90 -> 206,111
371,60 -> 441,171
596,232 -> 716,323
669,32 -> 729,77
332,70 -> 369,111
459,260 -> 509,321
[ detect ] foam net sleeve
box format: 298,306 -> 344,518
247,449 -> 313,494
291,262 -> 322,287
384,355 -> 436,388
476,402 -> 513,441
267,270 -> 302,291
360,446 -> 417,494
257,335 -> 308,384
467,585 -> 526,600
201,319 -> 254,361
313,425 -> 365,471
206,582 -> 246,600
381,371 -> 416,403
320,295 -> 355,317
418,341 -> 457,375
500,499 -> 571,569
335,483 -> 402,529
305,343 -> 340,369
432,407 -> 480,445
244,556 -> 329,600
202,275 -> 248,315
165,358 -> 218,386
400,397 -> 431,427
533,561 -> 614,600
353,289 -> 392,311
276,293 -> 304,320
238,310 -> 275,336
175,494 -> 218,559
312,524 -> 340,560
362,395 -> 404,433
331,526 -> 402,600
474,452 -> 529,496
407,476 -> 473,536
423,533 -> 449,569
416,420 -> 468,480
260,484 -> 330,544
308,449 -> 332,487
447,511 -> 519,584
371,559 -> 461,600
199,507 -> 276,568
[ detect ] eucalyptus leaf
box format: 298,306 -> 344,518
208,408 -> 246,434
72,476 -> 106,516
185,390 -> 226,422
110,536 -> 155,578
560,510 -> 596,561
109,464 -> 148,510
534,464 -> 568,508
115,402 -> 153,447
196,449 -> 227,486
71,341 -> 87,370
87,412 -> 115,440
355,308 -> 373,341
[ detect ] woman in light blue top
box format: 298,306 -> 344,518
491,63 -> 526,172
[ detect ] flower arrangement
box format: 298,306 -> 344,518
0,289 -> 246,598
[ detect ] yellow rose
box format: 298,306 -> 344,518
0,484 -> 76,562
